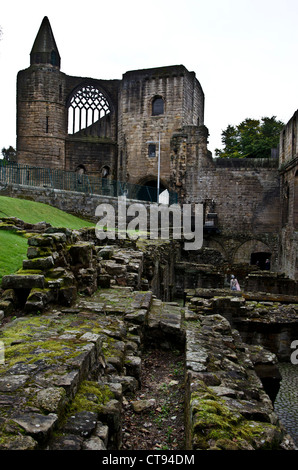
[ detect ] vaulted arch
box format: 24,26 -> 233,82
233,239 -> 272,269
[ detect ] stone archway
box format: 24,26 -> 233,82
233,239 -> 272,268
204,239 -> 228,262
136,177 -> 168,203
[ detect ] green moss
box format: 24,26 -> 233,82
1,339 -> 85,372
0,316 -> 90,372
191,386 -> 283,450
102,337 -> 123,359
67,380 -> 113,414
16,268 -> 43,275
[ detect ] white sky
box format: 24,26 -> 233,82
1,0 -> 298,156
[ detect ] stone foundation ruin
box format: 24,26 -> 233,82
0,218 -> 297,450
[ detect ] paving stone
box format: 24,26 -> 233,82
35,387 -> 66,413
63,411 -> 98,437
49,434 -> 83,450
82,436 -> 107,450
12,412 -> 58,442
0,374 -> 30,392
1,274 -> 45,290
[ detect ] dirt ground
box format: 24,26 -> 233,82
121,348 -> 186,450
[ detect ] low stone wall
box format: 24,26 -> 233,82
184,312 -> 294,450
0,219 -> 177,316
1,183 -> 153,223
186,287 -> 298,362
245,272 -> 298,296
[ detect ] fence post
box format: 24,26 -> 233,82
48,168 -> 54,188
86,175 -> 92,195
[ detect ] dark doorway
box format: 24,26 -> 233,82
137,179 -> 166,203
250,252 -> 271,270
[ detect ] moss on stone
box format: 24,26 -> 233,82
67,380 -> 113,414
190,384 -> 284,450
0,315 -> 90,372
16,268 -> 43,275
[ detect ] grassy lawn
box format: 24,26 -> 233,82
0,196 -> 94,283
0,231 -> 29,282
0,196 -> 94,229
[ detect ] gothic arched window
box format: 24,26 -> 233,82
68,85 -> 111,135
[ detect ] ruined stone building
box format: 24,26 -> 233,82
16,17 -> 297,281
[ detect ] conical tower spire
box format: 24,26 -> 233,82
30,16 -> 61,68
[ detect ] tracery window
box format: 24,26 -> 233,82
68,85 -> 111,134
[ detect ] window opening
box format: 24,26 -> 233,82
102,166 -> 110,178
250,252 -> 271,270
75,165 -> 86,184
152,97 -> 164,116
68,85 -> 111,135
148,144 -> 156,158
51,50 -> 58,66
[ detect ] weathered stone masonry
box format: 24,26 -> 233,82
0,220 -> 296,450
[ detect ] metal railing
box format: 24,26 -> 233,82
0,162 -> 178,204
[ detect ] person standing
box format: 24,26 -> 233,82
230,275 -> 241,291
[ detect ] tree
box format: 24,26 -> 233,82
1,146 -> 17,162
215,116 -> 284,158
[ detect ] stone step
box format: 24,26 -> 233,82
145,299 -> 185,348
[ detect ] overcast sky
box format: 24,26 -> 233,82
1,0 -> 298,156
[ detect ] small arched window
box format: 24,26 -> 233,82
75,164 -> 86,175
152,96 -> 164,116
101,166 -> 110,178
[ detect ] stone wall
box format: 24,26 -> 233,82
279,161 -> 298,279
278,111 -> 298,279
1,183 -> 147,224
65,139 -> 117,178
186,165 -> 281,236
279,110 -> 298,165
184,312 -> 293,450
1,181 -> 281,273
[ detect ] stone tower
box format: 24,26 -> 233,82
17,17 -> 119,176
17,17 -> 66,168
116,65 -> 211,202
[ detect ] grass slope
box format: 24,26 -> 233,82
0,196 -> 94,283
0,196 -> 94,229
